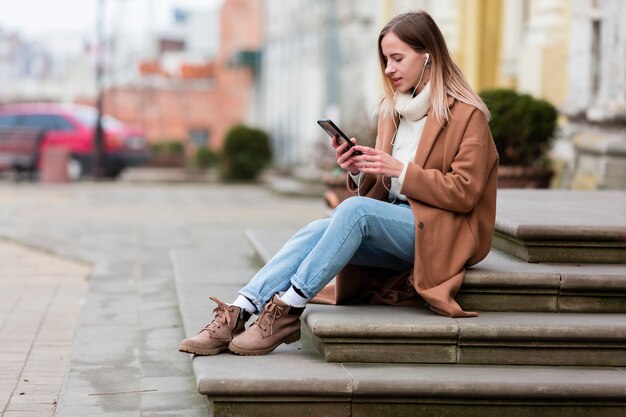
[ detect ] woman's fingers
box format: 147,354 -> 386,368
351,147 -> 395,176
338,148 -> 357,168
333,137 -> 362,173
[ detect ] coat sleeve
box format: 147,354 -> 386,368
400,109 -> 493,213
346,170 -> 377,195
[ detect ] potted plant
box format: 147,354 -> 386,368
480,88 -> 558,188
149,140 -> 186,167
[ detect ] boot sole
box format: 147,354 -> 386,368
178,343 -> 227,356
228,330 -> 300,356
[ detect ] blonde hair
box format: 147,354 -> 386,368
378,11 -> 490,125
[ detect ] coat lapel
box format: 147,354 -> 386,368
413,115 -> 443,167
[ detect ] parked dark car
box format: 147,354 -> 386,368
0,103 -> 150,179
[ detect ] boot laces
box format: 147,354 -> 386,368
203,296 -> 233,334
256,300 -> 284,335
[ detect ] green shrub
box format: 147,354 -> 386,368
195,146 -> 219,169
220,124 -> 272,181
480,88 -> 558,166
165,141 -> 184,156
151,140 -> 185,157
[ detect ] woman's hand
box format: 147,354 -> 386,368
331,136 -> 360,175
353,145 -> 404,178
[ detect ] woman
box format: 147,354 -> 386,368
179,10 -> 498,357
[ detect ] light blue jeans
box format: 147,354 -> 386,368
239,196 -> 415,312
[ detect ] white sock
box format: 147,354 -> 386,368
232,295 -> 257,314
279,286 -> 308,307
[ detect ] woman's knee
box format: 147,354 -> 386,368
334,196 -> 372,218
302,218 -> 330,237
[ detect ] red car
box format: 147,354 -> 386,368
0,103 -> 150,179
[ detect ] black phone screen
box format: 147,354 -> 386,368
317,119 -> 361,154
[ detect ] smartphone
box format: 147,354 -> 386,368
317,119 -> 362,155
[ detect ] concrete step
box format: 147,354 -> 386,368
172,243 -> 626,417
303,304 -> 626,365
493,190 -> 626,263
247,228 -> 626,313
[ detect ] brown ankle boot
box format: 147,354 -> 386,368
229,294 -> 304,356
178,296 -> 247,356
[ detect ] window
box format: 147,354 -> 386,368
0,115 -> 16,127
15,114 -> 74,131
72,107 -> 123,130
188,129 -> 210,147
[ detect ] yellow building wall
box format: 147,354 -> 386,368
458,0 -> 503,92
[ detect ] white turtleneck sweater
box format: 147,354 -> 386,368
351,83 -> 431,201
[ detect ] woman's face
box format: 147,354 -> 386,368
381,32 -> 428,93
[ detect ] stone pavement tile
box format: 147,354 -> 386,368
14,375 -> 65,386
140,361 -> 196,378
79,293 -> 140,326
0,381 -> 15,391
139,288 -> 178,305
170,248 -> 253,286
46,289 -> 86,310
27,346 -> 72,362
3,411 -> 51,417
56,390 -> 141,412
21,360 -> 68,376
138,274 -> 176,290
6,391 -> 57,404
0,352 -> 29,362
56,407 -> 140,417
0,390 -> 11,409
4,401 -> 56,412
15,378 -> 59,393
140,265 -> 175,278
59,365 -> 141,412
87,277 -> 137,295
140,306 -> 182,330
142,409 -> 208,417
34,328 -> 77,343
140,390 -> 208,412
0,368 -> 22,379
140,375 -> 197,393
141,327 -> 185,352
142,347 -> 190,364
140,292 -> 179,312
28,340 -> 74,349
71,325 -> 139,366
13,382 -> 61,393
0,341 -> 32,354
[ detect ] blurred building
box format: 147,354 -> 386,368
560,0 -> 626,189
256,0 -> 380,168
103,0 -> 262,150
0,29 -> 94,103
257,0 -> 500,169
254,0 -> 626,189
2,0 -> 623,188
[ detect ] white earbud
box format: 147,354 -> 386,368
424,52 -> 430,67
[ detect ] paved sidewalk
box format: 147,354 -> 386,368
0,182 -> 326,416
0,239 -> 89,417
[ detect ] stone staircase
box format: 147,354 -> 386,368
173,190 -> 626,417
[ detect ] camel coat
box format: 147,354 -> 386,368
313,97 -> 499,318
